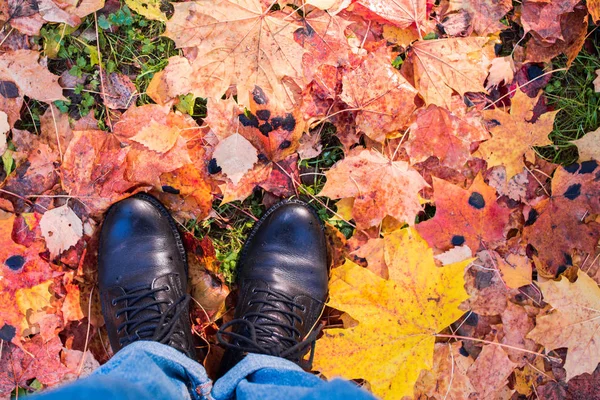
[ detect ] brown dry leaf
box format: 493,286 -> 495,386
39,204 -> 83,259
521,0 -> 579,43
525,5 -> 588,67
416,175 -> 510,253
466,345 -> 518,398
571,127 -> 600,162
349,0 -> 427,31
403,37 -> 494,108
594,69 -> 600,92
164,0 -> 305,108
590,0 -> 600,23
320,149 -> 428,228
102,71 -> 137,109
527,271 -> 600,380
406,104 -> 489,169
446,0 -> 512,36
477,89 -> 557,178
0,50 -> 64,102
340,47 -> 418,142
523,161 -> 600,278
413,342 -> 476,400
498,302 -> 537,367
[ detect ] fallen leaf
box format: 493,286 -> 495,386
314,228 -> 471,398
340,47 -> 418,142
320,149 -> 428,228
477,89 -> 557,178
406,104 -> 489,169
164,0 -> 305,108
527,271 -> 600,380
521,0 -> 579,43
403,37 -> 495,108
525,5 -> 588,67
466,345 -> 517,398
146,56 -> 193,106
0,50 -> 64,102
499,302 -> 537,366
523,161 -> 600,278
0,336 -> 69,396
130,120 -> 181,154
571,127 -> 600,162
101,71 -> 137,110
349,0 -> 427,30
594,69 -> 600,92
40,205 -> 83,258
498,253 -> 532,289
0,110 -> 8,154
416,175 -> 510,252
16,279 -> 54,332
590,0 -> 600,23
213,133 -> 258,186
413,342 -> 476,400
486,56 -> 515,90
125,0 -> 167,21
447,0 -> 512,36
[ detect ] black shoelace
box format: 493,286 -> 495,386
217,288 -> 322,368
113,285 -> 190,347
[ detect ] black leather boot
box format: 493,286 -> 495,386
217,199 -> 328,373
98,193 -> 196,359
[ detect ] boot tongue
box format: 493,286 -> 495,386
245,290 -> 300,355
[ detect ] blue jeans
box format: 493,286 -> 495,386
35,341 -> 376,400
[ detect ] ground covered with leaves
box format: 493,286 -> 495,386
1,0 -> 600,398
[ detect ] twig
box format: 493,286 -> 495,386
434,333 -> 562,363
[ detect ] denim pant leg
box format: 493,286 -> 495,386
34,341 -> 213,400
212,354 -> 377,400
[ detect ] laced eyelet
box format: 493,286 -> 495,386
299,305 -> 306,312
112,299 -> 117,306
164,286 -> 170,292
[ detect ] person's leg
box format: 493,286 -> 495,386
212,353 -> 376,400
35,194 -> 204,399
34,341 -> 212,400
215,200 -> 377,400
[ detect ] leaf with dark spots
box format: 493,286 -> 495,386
8,0 -> 38,19
239,112 -> 259,128
0,324 -> 16,342
416,175 -> 510,252
279,140 -> 291,150
208,158 -> 222,174
258,122 -> 273,137
256,109 -> 271,121
161,185 -> 180,194
252,86 -> 268,105
563,183 -> 581,200
579,160 -> 598,174
524,208 -> 539,226
5,255 -> 24,271
451,235 -> 466,246
468,192 -> 486,209
0,81 -> 19,98
270,114 -> 296,132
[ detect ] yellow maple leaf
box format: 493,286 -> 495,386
477,89 -> 557,178
527,271 -> 600,380
314,228 -> 472,399
16,280 -> 54,332
125,0 -> 168,22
